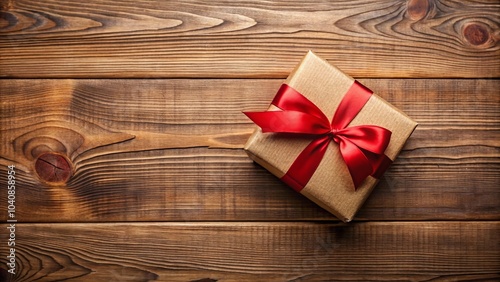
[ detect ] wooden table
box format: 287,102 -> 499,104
1,1 -> 499,281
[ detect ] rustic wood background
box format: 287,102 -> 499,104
1,0 -> 499,281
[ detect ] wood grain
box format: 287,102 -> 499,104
1,78 -> 498,222
0,222 -> 498,281
1,0 -> 499,78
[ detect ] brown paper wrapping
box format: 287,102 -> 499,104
244,51 -> 418,222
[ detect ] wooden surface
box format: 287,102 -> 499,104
1,0 -> 499,281
1,222 -> 499,281
1,0 -> 499,78
0,79 -> 499,222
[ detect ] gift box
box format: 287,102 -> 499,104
244,51 -> 417,222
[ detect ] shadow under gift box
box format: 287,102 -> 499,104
244,51 -> 418,222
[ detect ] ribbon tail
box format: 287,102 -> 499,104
281,136 -> 331,192
338,137 -> 373,189
244,111 -> 330,134
366,152 -> 393,179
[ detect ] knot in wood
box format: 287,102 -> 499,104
407,0 -> 430,21
463,23 -> 490,46
35,153 -> 72,184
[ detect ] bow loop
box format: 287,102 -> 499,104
272,84 -> 330,122
334,125 -> 392,155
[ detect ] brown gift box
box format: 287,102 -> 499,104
244,51 -> 417,222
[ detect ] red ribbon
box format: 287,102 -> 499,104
245,82 -> 392,191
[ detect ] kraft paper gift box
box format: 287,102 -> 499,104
244,51 -> 417,222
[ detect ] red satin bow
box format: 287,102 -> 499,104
245,82 -> 392,191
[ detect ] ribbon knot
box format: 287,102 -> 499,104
329,129 -> 340,143
244,82 -> 393,191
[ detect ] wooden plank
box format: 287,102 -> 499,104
1,0 -> 499,78
0,222 -> 498,281
0,79 -> 499,222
